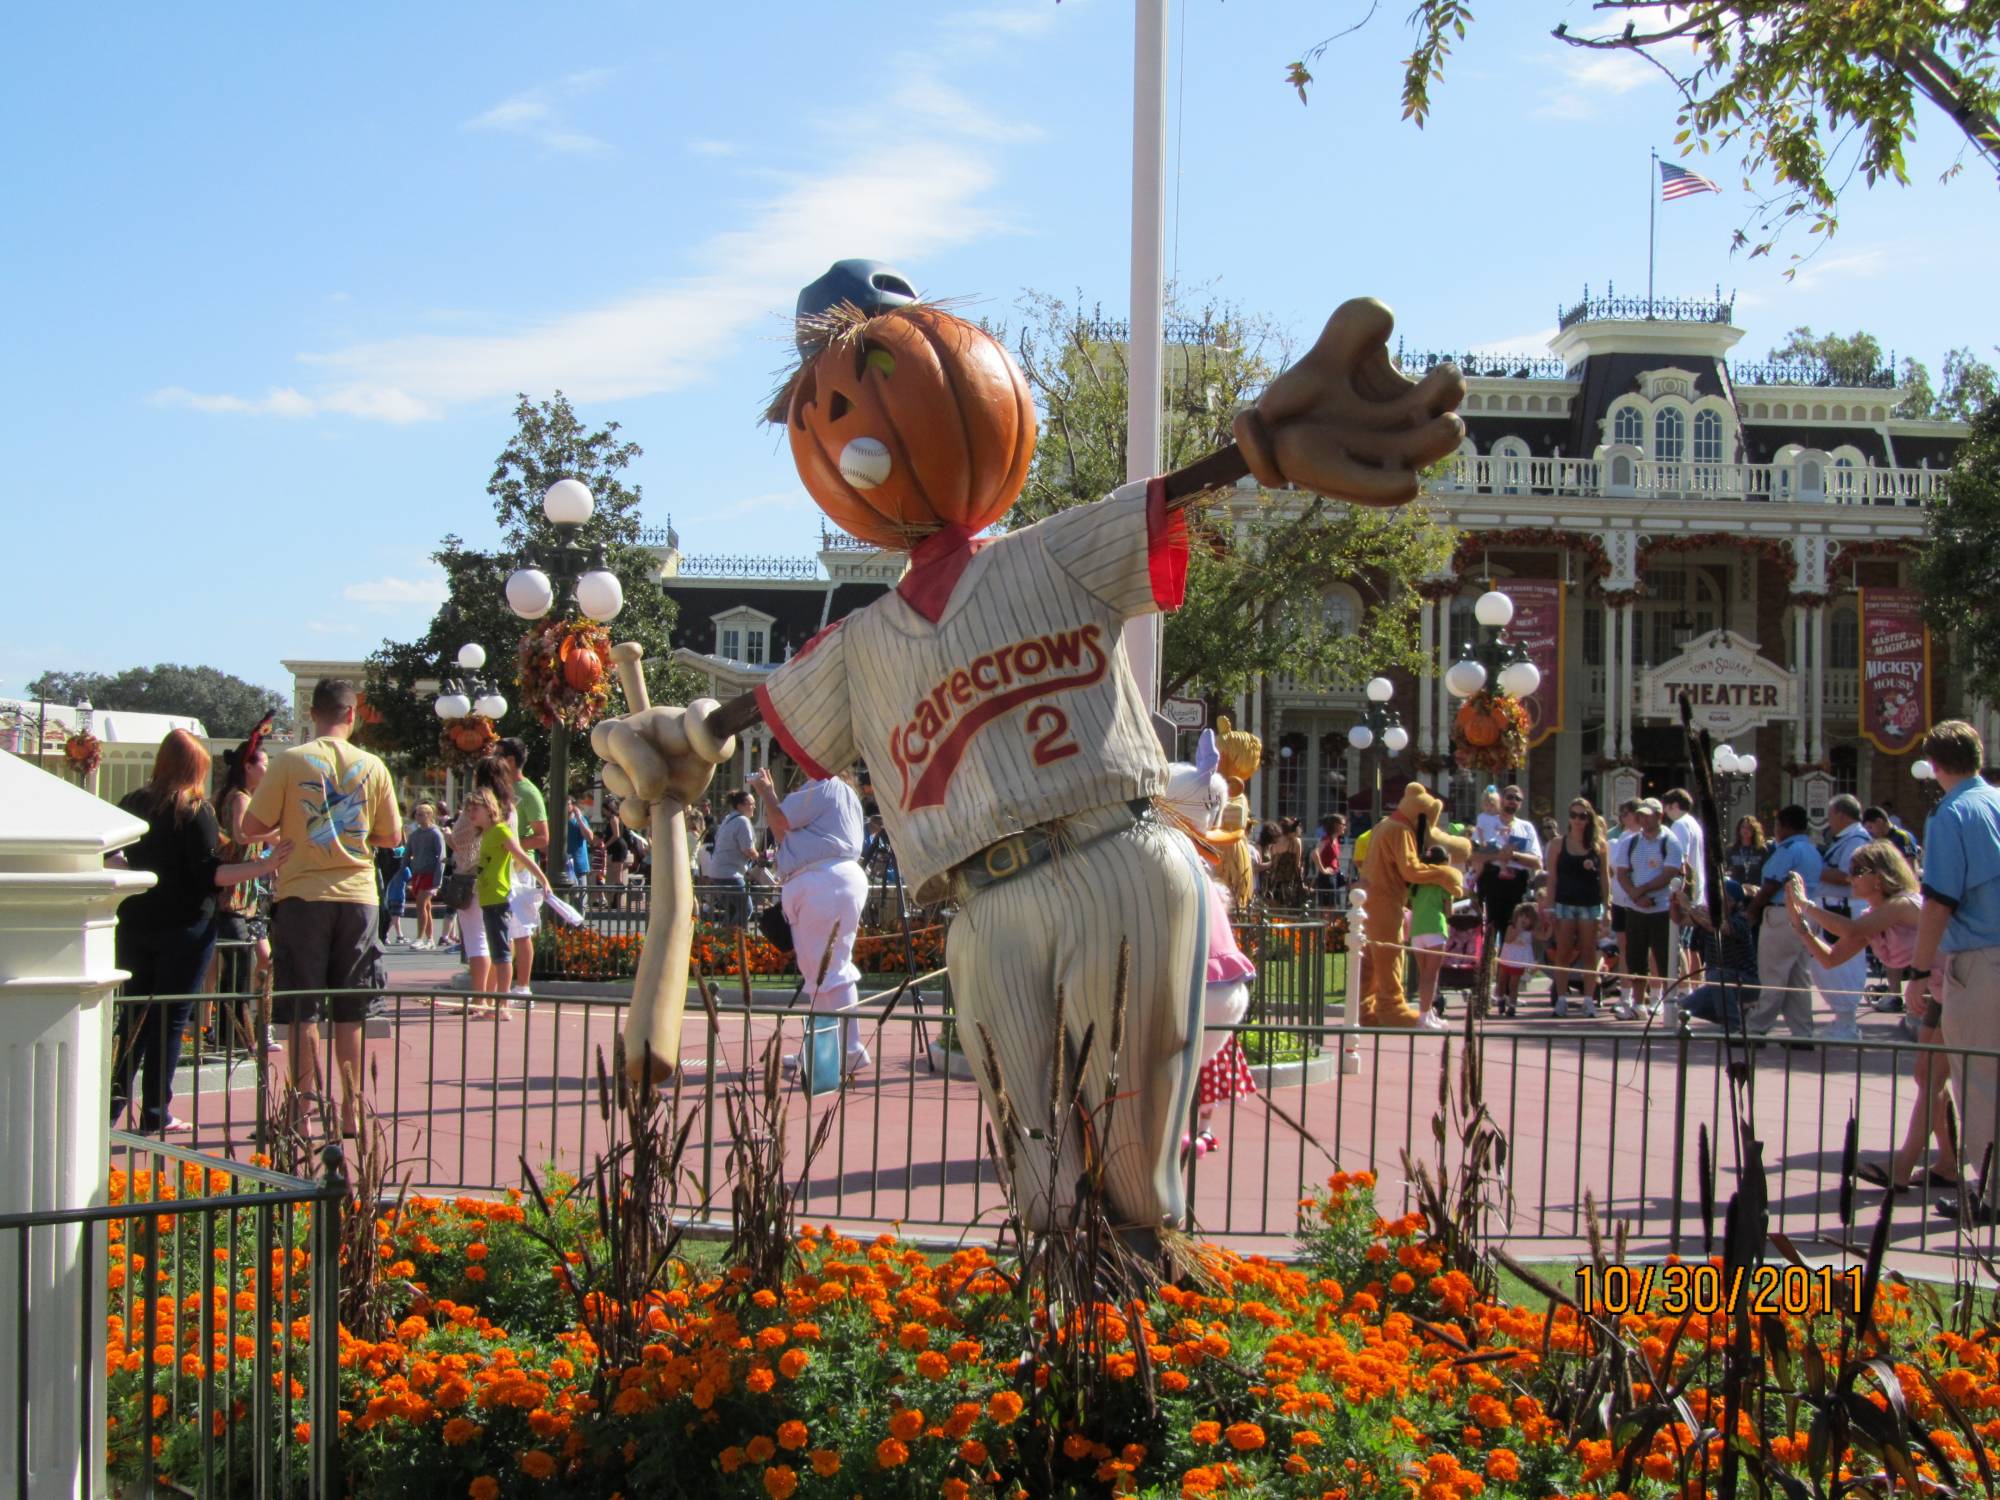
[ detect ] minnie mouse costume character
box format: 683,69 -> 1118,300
590,261 -> 1465,1248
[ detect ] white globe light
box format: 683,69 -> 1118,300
1365,676 -> 1394,704
474,692 -> 508,720
1382,724 -> 1410,753
1912,758 -> 1935,781
1474,590 -> 1515,629
1348,724 -> 1374,750
457,643 -> 487,671
1347,887 -> 1367,910
1445,658 -> 1488,699
1713,745 -> 1740,775
575,568 -> 625,622
543,478 -> 595,527
434,692 -> 471,720
506,567 -> 555,619
1498,660 -> 1542,699
1737,753 -> 1758,776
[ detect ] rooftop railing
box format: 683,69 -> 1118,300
1558,284 -> 1735,330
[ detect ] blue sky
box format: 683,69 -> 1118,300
6,1 -> 1993,698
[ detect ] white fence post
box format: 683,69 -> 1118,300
0,751 -> 153,1497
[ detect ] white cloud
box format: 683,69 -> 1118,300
1786,247 -> 1893,291
1534,48 -> 1662,120
1466,327 -> 1560,359
941,3 -> 1062,46
688,138 -> 738,158
158,56 -> 1020,424
342,570 -> 449,610
464,68 -> 613,154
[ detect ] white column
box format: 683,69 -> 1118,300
1417,600 -> 1435,755
1619,602 -> 1636,758
1248,678 -> 1265,819
1791,603 -> 1809,768
1811,603 -> 1828,763
1603,601 -> 1621,761
1436,598 -> 1453,763
0,752 -> 154,1498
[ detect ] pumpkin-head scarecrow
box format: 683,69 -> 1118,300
591,258 -> 1467,1255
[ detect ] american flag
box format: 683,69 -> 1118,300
1659,160 -> 1721,200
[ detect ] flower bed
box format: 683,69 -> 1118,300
107,1158 -> 1991,1499
538,921 -> 947,983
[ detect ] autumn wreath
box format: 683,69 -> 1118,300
1452,692 -> 1529,774
63,731 -> 102,778
516,615 -> 614,731
436,712 -> 499,773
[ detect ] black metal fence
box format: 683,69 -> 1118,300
108,972 -> 2000,1273
2,1133 -> 343,1497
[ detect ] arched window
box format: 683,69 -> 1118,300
1613,405 -> 1644,447
1322,589 -> 1358,636
1654,407 -> 1686,462
1693,410 -> 1724,463
1493,437 -> 1529,495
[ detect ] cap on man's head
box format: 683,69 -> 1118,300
1636,797 -> 1664,816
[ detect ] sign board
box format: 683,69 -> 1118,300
1800,771 -> 1835,830
1162,696 -> 1207,731
1640,630 -> 1796,738
1509,579 -> 1565,748
1859,588 -> 1931,754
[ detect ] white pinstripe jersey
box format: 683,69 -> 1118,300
757,480 -> 1187,901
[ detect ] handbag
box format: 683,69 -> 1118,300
439,871 -> 477,911
757,901 -> 796,955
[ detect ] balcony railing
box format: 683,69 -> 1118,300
1429,454 -> 1944,506
1558,286 -> 1735,331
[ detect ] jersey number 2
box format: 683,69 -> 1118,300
1026,705 -> 1079,766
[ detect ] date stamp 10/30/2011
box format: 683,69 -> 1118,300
1575,1263 -> 1865,1319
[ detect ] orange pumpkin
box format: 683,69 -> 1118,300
563,645 -> 605,693
1456,702 -> 1501,747
784,305 -> 1036,551
449,721 -> 490,753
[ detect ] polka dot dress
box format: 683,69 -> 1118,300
1197,1038 -> 1257,1106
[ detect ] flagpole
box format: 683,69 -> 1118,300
1126,0 -> 1168,711
1647,148 -> 1657,316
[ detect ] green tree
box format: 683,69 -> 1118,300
1915,393 -> 2000,701
364,393 -> 701,788
1765,326 -> 1936,416
25,664 -> 286,737
1003,291 -> 1454,706
1291,1 -> 2000,264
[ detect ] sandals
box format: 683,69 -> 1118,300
1858,1161 -> 1962,1193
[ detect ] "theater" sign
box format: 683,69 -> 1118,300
1640,631 -> 1798,736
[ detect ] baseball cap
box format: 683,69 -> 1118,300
1636,797 -> 1664,816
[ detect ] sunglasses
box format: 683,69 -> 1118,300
1569,811 -> 1590,819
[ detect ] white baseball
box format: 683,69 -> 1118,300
838,436 -> 892,489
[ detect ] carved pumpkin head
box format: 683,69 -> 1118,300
774,300 -> 1036,552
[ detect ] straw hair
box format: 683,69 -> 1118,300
1851,839 -> 1917,899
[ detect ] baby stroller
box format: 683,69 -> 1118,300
1433,910 -> 1484,1012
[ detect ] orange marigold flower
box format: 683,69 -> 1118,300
1224,1422 -> 1265,1452
469,1479 -> 500,1500
890,1407 -> 926,1442
465,1266 -> 486,1283
519,1449 -> 557,1480
899,1322 -> 930,1351
988,1391 -> 1024,1425
1063,1433 -> 1094,1460
1191,1421 -> 1221,1446
746,1435 -> 776,1464
464,1243 -> 487,1261
746,1367 -> 776,1395
763,1467 -> 798,1500
720,1447 -> 746,1474
915,1350 -> 951,1380
1485,1449 -> 1521,1481
942,1481 -> 971,1500
1162,1369 -> 1191,1393
875,1437 -> 909,1469
443,1417 -> 481,1446
1389,1272 -> 1416,1296
778,1348 -> 809,1380
809,1449 -> 840,1477
777,1419 -> 808,1450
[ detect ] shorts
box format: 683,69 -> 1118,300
1499,963 -> 1527,979
480,903 -> 513,958
1411,933 -> 1447,951
269,899 -> 380,1025
410,871 -> 438,897
458,901 -> 488,960
1553,902 -> 1604,922
1625,908 -> 1672,977
1609,905 -> 1628,935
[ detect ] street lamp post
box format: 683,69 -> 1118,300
1912,756 -> 1943,810
1711,743 -> 1759,822
506,480 -> 626,887
1443,588 -> 1542,801
1346,676 -> 1410,819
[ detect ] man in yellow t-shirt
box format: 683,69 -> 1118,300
243,678 -> 400,1132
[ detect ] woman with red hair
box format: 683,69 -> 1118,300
112,729 -> 290,1133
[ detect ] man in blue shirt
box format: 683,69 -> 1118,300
1745,805 -> 1823,1038
1913,721 -> 2000,1213
1815,795 -> 1872,1041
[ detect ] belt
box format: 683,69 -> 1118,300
954,799 -> 1155,894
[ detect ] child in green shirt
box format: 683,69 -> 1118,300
464,788 -> 551,1005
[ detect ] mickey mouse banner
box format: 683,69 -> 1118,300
1859,588 -> 1931,755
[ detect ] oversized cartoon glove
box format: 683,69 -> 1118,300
590,645 -> 738,1083
1232,297 -> 1466,507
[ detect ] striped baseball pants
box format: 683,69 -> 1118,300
947,805 -> 1207,1237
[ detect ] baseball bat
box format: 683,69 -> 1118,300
604,640 -> 693,1086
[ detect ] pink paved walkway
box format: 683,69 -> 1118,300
151,947 -> 1993,1277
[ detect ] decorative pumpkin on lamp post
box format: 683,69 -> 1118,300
1447,588 -> 1541,775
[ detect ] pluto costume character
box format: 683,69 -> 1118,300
590,260 -> 1466,1242
1359,782 -> 1466,1027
